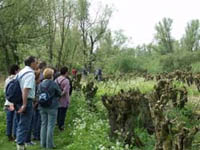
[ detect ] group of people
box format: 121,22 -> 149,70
4,56 -> 71,150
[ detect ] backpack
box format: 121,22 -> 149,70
38,81 -> 52,107
6,71 -> 32,104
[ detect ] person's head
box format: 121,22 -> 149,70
60,67 -> 68,76
24,56 -> 37,70
43,68 -> 54,80
38,61 -> 47,70
72,68 -> 77,75
9,64 -> 19,75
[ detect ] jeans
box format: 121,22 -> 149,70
57,107 -> 68,129
16,100 -> 33,145
25,114 -> 34,143
40,108 -> 57,149
5,109 -> 15,137
33,109 -> 41,140
14,111 -> 20,138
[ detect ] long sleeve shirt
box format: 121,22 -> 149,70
55,76 -> 70,108
38,79 -> 62,109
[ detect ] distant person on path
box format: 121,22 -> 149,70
95,69 -> 102,81
16,56 -> 37,150
4,64 -> 20,141
72,68 -> 77,79
55,67 -> 70,131
38,68 -> 62,149
82,68 -> 88,76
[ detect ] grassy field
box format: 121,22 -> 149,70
0,78 -> 200,150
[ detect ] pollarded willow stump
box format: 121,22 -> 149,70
149,79 -> 198,150
102,89 -> 153,147
82,81 -> 98,111
72,73 -> 82,90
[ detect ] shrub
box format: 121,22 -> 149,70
105,53 -> 144,74
191,62 -> 200,73
0,89 -> 4,110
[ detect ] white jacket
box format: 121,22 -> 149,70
4,75 -> 15,106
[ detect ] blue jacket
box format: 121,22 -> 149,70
38,79 -> 61,109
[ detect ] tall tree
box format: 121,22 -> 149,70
154,18 -> 174,55
76,0 -> 112,71
56,0 -> 74,68
181,19 -> 200,52
0,0 -> 48,71
43,0 -> 58,63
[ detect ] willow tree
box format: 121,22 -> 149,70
55,0 -> 75,68
41,0 -> 58,63
181,19 -> 200,52
0,0 -> 48,72
75,0 -> 112,72
154,18 -> 174,55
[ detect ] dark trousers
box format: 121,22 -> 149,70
14,111 -> 20,138
16,100 -> 33,145
25,114 -> 34,143
5,109 -> 15,137
33,109 -> 41,140
57,107 -> 68,129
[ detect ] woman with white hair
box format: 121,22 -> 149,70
38,68 -> 62,149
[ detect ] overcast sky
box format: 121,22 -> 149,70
97,0 -> 200,46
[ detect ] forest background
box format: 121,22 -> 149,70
1,0 -> 200,76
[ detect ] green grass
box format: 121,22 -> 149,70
0,78 -> 200,150
0,91 -> 119,150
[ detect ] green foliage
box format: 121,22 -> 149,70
158,50 -> 200,72
191,62 -> 200,73
135,128 -> 155,150
0,0 -> 48,61
154,18 -> 174,55
0,89 -> 4,110
0,54 -> 7,73
104,52 -> 144,74
0,89 -> 5,138
0,78 -> 200,149
159,54 -> 175,72
180,107 -> 193,119
181,20 -> 200,52
141,55 -> 162,73
166,106 -> 200,128
1,1 -> 200,75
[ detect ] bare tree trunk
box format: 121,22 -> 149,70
58,30 -> 65,68
69,44 -> 78,69
9,43 -> 20,65
2,45 -> 11,73
48,34 -> 54,63
45,0 -> 57,64
48,25 -> 56,64
88,35 -> 95,72
57,0 -> 72,68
